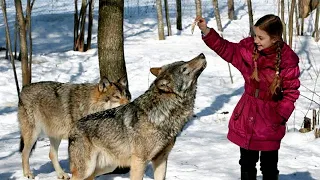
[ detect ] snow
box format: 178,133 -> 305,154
0,0 -> 320,179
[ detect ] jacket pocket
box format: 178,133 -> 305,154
232,101 -> 245,121
270,102 -> 285,125
255,101 -> 286,141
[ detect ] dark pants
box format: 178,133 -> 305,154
239,148 -> 279,176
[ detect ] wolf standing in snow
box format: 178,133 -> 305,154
68,53 -> 207,180
18,77 -> 130,179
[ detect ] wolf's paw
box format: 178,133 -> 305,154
24,172 -> 35,179
57,172 -> 70,179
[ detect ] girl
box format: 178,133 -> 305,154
195,14 -> 300,180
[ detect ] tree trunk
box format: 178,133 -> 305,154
156,0 -> 165,40
228,0 -> 236,20
295,1 -> 300,35
26,0 -> 34,82
98,0 -> 130,93
86,0 -> 94,50
5,31 -> 8,59
212,0 -> 222,31
74,0 -> 87,52
176,0 -> 182,30
74,0 -> 78,50
280,0 -> 287,42
1,0 -> 20,96
164,0 -> 172,36
195,0 -> 202,17
288,0 -> 296,48
247,0 -> 254,37
314,1 -> 319,41
14,14 -> 18,59
15,0 -> 31,86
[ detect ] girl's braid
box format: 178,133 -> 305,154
250,47 -> 260,81
270,41 -> 282,95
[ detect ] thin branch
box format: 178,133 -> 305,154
300,83 -> 320,98
300,94 -> 320,106
1,0 -> 20,97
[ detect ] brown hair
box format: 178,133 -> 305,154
251,14 -> 283,95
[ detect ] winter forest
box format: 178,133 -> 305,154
1,0 -> 320,179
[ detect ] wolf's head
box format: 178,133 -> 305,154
150,53 -> 206,98
92,76 -> 131,110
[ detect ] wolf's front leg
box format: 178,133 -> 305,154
130,155 -> 147,180
151,141 -> 175,180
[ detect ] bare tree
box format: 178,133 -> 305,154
280,0 -> 287,42
87,0 -> 94,50
74,0 -> 86,52
288,0 -> 296,47
295,1 -> 300,35
164,0 -> 172,36
176,0 -> 182,30
228,0 -> 236,20
74,0 -> 94,52
156,0 -> 165,40
314,1 -> 319,41
14,15 -> 18,59
247,0 -> 254,37
98,0 -> 130,92
1,0 -> 20,96
15,0 -> 34,86
195,0 -> 202,17
212,0 -> 222,31
299,0 -> 307,35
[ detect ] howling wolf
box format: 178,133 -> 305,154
68,53 -> 207,180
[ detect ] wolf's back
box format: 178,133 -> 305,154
19,82 -> 74,113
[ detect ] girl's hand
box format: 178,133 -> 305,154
194,16 -> 210,36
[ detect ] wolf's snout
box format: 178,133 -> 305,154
199,53 -> 205,59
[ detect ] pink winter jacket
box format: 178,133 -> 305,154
203,29 -> 300,151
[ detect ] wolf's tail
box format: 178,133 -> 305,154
19,136 -> 37,155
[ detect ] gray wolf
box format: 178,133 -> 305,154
68,53 -> 207,180
18,77 -> 130,179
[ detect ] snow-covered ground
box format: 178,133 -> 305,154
1,0 -> 320,179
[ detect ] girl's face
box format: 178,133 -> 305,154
253,26 -> 277,51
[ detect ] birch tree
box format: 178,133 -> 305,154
212,0 -> 222,31
195,0 -> 202,17
288,0 -> 296,47
156,0 -> 165,40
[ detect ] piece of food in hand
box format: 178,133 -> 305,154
191,21 -> 198,34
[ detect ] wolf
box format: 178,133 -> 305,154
18,76 -> 131,179
68,53 -> 207,180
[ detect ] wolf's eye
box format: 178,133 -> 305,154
182,67 -> 187,72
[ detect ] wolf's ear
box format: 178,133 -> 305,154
99,77 -> 111,92
150,67 -> 162,77
118,76 -> 128,87
156,79 -> 173,92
